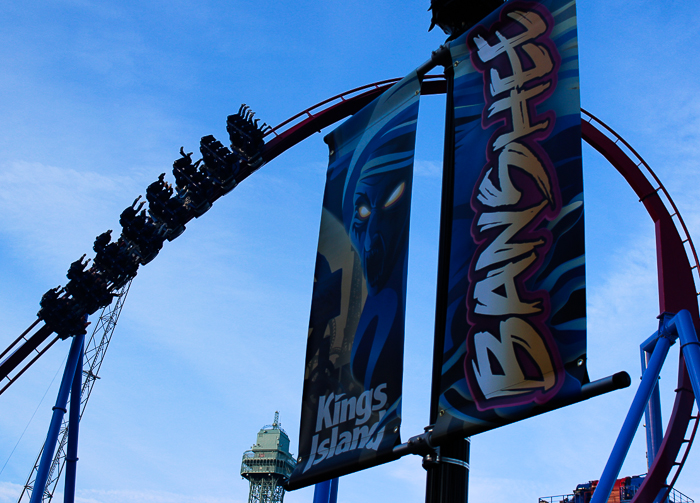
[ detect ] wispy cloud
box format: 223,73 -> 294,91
413,159 -> 441,178
0,482 -> 22,503
0,160 -> 139,276
586,231 -> 658,374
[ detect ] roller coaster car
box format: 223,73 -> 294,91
66,254 -> 90,282
38,288 -> 89,339
227,105 -> 266,170
157,205 -> 187,241
146,173 -> 173,203
93,230 -> 112,254
146,175 -> 190,238
93,234 -> 140,289
187,166 -> 216,217
120,205 -> 147,242
200,135 -> 240,194
173,149 -> 199,192
119,204 -> 166,265
64,255 -> 113,313
64,267 -> 114,315
131,220 -> 165,265
120,197 -> 146,230
171,149 -> 213,217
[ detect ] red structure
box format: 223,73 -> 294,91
539,474 -> 693,503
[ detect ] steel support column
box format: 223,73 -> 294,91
591,328 -> 674,503
29,332 -> 85,503
63,336 -> 83,503
668,310 -> 700,408
312,478 -> 338,503
641,332 -> 664,470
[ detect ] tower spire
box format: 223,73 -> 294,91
241,412 -> 296,503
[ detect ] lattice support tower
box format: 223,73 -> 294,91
17,280 -> 133,503
241,412 -> 297,503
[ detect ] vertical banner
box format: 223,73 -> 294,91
433,0 -> 588,443
289,72 -> 421,488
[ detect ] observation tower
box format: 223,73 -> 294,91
241,412 -> 297,503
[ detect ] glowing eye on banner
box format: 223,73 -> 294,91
383,182 -> 406,209
357,205 -> 372,220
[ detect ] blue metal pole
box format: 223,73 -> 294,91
312,480 -> 331,503
591,333 -> 674,503
63,337 -> 84,503
653,490 -> 668,503
29,332 -> 85,503
669,310 -> 700,406
640,337 -> 664,469
329,477 -> 339,503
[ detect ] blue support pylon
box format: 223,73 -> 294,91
640,331 -> 664,470
669,310 -> 700,399
29,332 -> 85,503
329,478 -> 338,503
63,336 -> 84,503
312,478 -> 338,503
592,310 -> 700,503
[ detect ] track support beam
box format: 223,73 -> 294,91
29,333 -> 85,503
592,310 -> 700,503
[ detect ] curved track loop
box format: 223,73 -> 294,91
259,78 -> 699,502
260,76 -> 445,164
581,110 -> 700,503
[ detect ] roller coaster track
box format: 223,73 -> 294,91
3,74 -> 698,503
260,78 -> 700,503
581,109 -> 700,503
17,281 -> 131,503
1,74 -> 448,503
0,76 -> 449,393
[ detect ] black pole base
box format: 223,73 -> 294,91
424,438 -> 470,503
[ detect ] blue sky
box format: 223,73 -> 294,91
1,1 -> 699,502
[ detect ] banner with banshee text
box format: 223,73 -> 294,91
433,0 -> 588,443
289,72 -> 420,488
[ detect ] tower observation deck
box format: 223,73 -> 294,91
241,412 -> 297,503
